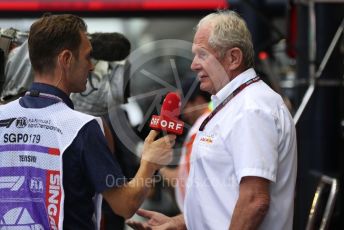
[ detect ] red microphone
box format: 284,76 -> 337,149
150,92 -> 184,135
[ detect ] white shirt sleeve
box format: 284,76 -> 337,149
226,108 -> 279,184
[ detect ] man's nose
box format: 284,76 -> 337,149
190,57 -> 200,71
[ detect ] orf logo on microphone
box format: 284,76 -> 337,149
159,118 -> 184,135
150,115 -> 184,135
150,116 -> 160,127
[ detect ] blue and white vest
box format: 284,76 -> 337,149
0,100 -> 103,229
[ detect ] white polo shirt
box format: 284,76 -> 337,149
175,111 -> 211,212
184,68 -> 297,230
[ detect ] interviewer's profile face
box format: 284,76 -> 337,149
190,24 -> 230,95
68,31 -> 94,93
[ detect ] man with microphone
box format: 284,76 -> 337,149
0,14 -> 176,230
127,10 -> 297,230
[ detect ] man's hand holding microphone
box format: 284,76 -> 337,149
141,130 -> 176,172
103,92 -> 183,219
143,92 -> 184,171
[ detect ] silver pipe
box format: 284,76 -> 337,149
306,175 -> 339,230
320,176 -> 339,230
309,0 -> 317,84
293,84 -> 315,124
315,18 -> 344,78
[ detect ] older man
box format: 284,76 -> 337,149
127,10 -> 297,230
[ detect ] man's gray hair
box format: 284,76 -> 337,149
196,10 -> 254,69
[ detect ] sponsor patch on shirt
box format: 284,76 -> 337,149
199,134 -> 215,144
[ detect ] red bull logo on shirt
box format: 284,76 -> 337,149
200,135 -> 213,144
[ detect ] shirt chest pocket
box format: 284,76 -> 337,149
196,128 -> 232,165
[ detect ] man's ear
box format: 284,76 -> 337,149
58,49 -> 73,68
225,47 -> 243,71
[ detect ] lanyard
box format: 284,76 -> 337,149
25,90 -> 63,103
199,76 -> 260,131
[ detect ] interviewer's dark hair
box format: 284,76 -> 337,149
28,14 -> 87,74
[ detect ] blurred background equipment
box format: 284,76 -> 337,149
0,31 -> 132,104
70,59 -> 131,115
0,39 -> 33,102
0,45 -> 4,94
0,27 -> 32,101
292,1 -> 344,229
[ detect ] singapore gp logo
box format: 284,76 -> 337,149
107,39 -> 204,165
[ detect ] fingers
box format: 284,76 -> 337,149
126,220 -> 151,230
145,132 -> 176,148
145,131 -> 176,146
166,134 -> 177,146
145,130 -> 160,143
142,132 -> 176,167
126,212 -> 155,230
155,134 -> 176,148
136,208 -> 156,219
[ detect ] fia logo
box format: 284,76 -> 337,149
30,177 -> 43,193
16,117 -> 28,128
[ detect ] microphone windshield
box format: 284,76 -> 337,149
90,32 -> 131,61
160,92 -> 181,120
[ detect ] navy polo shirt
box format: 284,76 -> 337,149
19,83 -> 125,230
